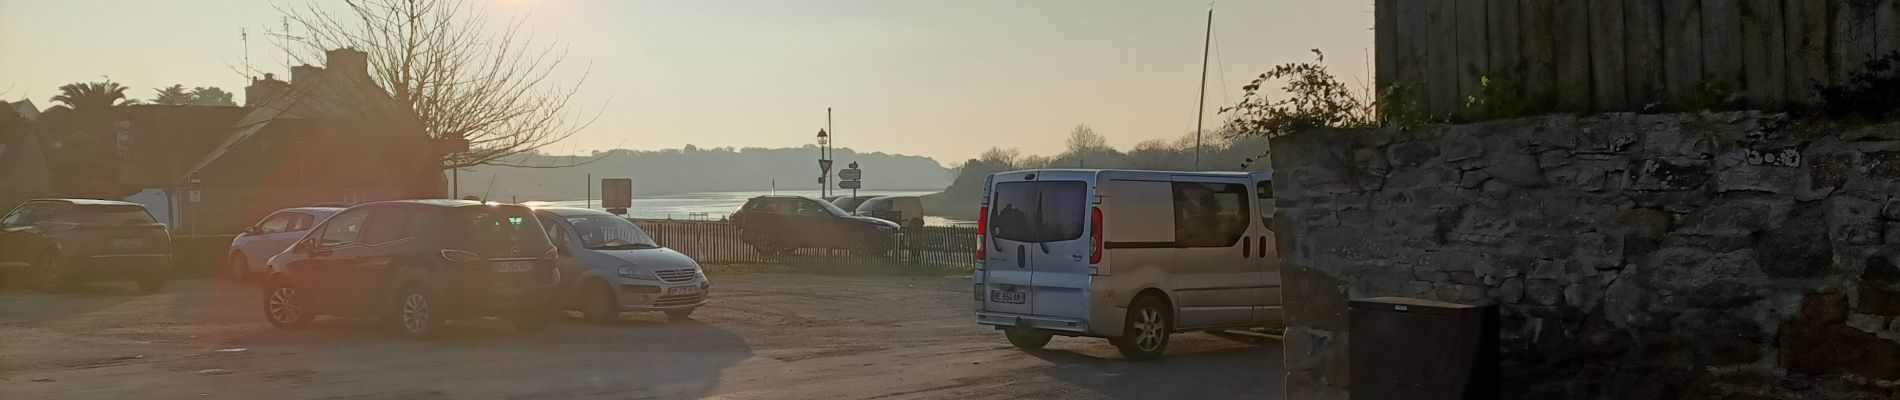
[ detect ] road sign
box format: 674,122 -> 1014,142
838,168 -> 862,181
839,180 -> 862,189
601,179 -> 632,209
819,159 -> 834,172
188,190 -> 202,203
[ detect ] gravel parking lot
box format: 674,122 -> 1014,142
0,270 -> 1282,399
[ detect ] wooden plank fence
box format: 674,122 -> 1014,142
1377,0 -> 1900,115
632,219 -> 979,268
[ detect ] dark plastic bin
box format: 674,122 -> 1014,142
1348,297 -> 1498,400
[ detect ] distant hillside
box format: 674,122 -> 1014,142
458,145 -> 952,200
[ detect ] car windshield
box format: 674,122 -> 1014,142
564,215 -> 660,250
47,205 -> 156,224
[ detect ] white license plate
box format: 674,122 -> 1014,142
990,290 -> 1026,304
666,286 -> 701,296
492,261 -> 534,273
110,238 -> 142,250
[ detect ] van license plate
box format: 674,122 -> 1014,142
667,286 -> 700,296
492,261 -> 534,273
990,290 -> 1026,304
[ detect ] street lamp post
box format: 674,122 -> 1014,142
817,129 -> 831,198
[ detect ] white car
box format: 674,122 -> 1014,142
226,207 -> 341,281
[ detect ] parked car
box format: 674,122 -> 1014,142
227,207 -> 341,281
974,170 -> 1279,360
854,196 -> 925,229
531,207 -> 709,323
260,200 -> 559,338
829,195 -> 877,213
0,199 -> 172,293
730,195 -> 900,255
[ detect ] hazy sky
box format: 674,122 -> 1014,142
0,0 -> 1372,165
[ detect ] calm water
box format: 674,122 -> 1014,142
528,189 -> 974,226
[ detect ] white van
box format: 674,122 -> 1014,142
973,169 -> 1279,360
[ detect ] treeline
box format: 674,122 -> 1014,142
457,145 -> 952,200
924,126 -> 1271,219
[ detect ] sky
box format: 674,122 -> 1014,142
0,0 -> 1373,166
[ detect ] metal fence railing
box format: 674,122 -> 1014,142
632,219 -> 979,267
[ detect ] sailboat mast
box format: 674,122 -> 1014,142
1194,8 -> 1212,171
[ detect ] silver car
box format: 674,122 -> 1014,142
532,207 -> 709,322
228,207 -> 341,281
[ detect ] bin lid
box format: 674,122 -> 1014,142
1348,296 -> 1486,316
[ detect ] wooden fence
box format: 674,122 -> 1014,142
1376,0 -> 1900,115
633,219 -> 980,267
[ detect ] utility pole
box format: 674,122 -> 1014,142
827,107 -> 833,198
585,173 -> 592,209
1193,8 -> 1212,171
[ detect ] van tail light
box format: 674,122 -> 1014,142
1089,207 -> 1103,264
975,206 -> 988,261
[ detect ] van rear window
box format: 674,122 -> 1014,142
49,205 -> 156,224
989,181 -> 1087,243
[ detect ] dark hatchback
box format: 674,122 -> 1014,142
731,195 -> 900,255
260,200 -> 559,338
0,199 -> 172,293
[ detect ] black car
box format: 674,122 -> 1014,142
259,200 -> 559,338
731,195 -> 900,255
0,199 -> 172,293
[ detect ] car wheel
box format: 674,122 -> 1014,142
227,253 -> 250,282
580,280 -> 619,324
136,274 -> 166,294
511,307 -> 552,332
1115,295 -> 1172,361
1004,327 -> 1053,351
35,252 -> 77,293
395,285 -> 446,339
263,279 -> 314,328
665,308 -> 695,322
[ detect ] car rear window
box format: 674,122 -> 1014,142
447,206 -> 553,256
989,181 -> 1088,243
48,205 -> 156,224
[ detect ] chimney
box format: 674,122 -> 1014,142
325,48 -> 369,79
244,73 -> 290,107
290,64 -> 323,87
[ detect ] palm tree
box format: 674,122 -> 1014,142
50,81 -> 134,110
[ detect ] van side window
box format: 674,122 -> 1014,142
361,207 -> 412,244
1172,182 -> 1249,247
1257,183 -> 1275,230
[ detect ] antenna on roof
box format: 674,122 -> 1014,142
241,27 -> 252,78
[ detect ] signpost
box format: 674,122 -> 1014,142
839,162 -> 863,197
601,178 -> 632,215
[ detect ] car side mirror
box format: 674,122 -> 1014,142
556,245 -> 572,257
293,238 -> 314,252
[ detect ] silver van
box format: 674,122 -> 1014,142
973,169 -> 1279,360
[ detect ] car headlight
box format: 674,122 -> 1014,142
618,266 -> 658,280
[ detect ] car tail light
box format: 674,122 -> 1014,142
975,206 -> 988,261
439,249 -> 481,263
1089,207 -> 1103,264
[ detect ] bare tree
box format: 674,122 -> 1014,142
276,0 -> 595,169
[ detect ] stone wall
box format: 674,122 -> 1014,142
1268,112 -> 1900,399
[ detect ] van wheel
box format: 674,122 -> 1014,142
1004,327 -> 1053,351
263,278 -> 314,328
1115,295 -> 1172,361
35,252 -> 77,293
580,280 -> 619,324
394,285 -> 446,339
